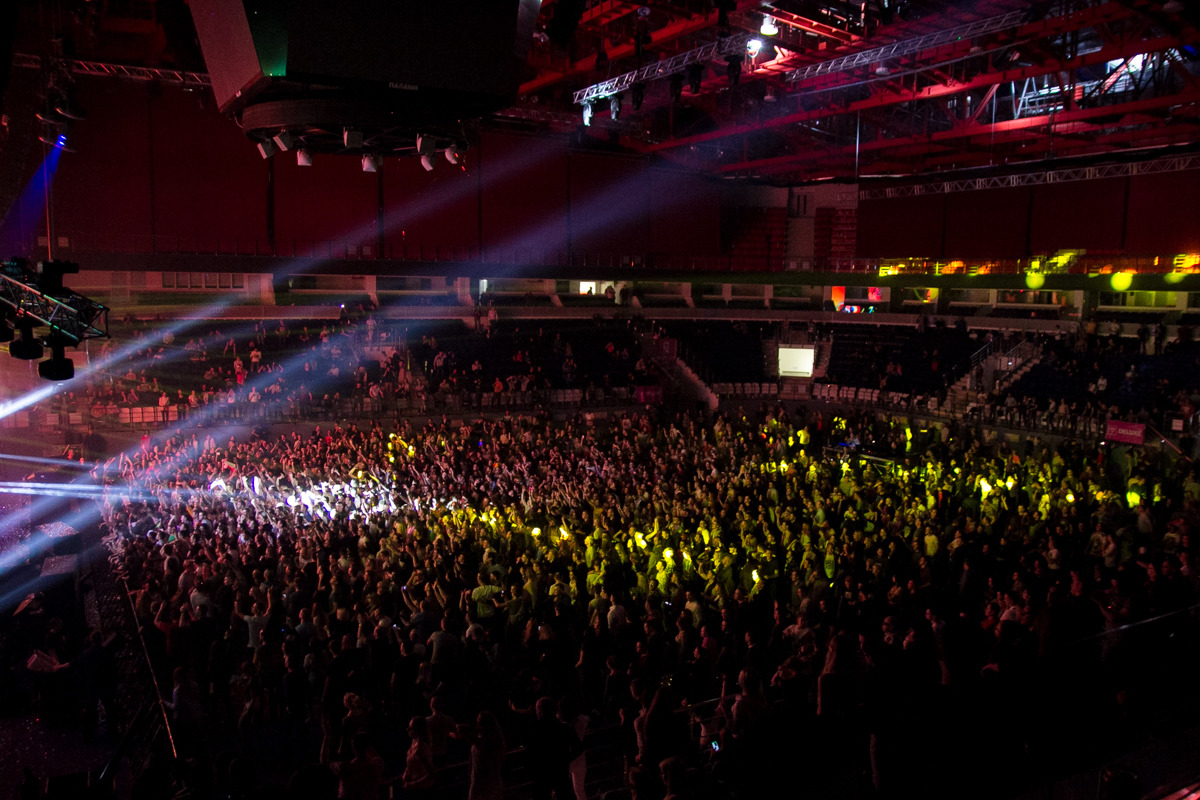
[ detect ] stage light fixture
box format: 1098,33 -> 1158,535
36,260 -> 79,296
747,38 -> 763,58
38,338 -> 73,382
875,64 -> 891,76
38,120 -> 74,151
53,96 -> 86,121
687,64 -> 704,94
420,153 -> 436,172
582,101 -> 593,126
296,149 -> 313,166
764,86 -> 778,103
343,129 -> 363,149
726,55 -> 743,86
669,74 -> 684,102
361,155 -> 380,173
257,140 -> 275,159
609,93 -> 622,120
444,144 -> 461,165
10,323 -> 43,361
632,83 -> 645,111
761,15 -> 779,36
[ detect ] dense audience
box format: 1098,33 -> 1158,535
44,312 -> 655,431
84,394 -> 1200,799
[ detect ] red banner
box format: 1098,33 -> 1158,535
1105,420 -> 1145,445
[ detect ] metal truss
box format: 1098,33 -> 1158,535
0,271 -> 109,345
492,104 -> 644,132
13,53 -> 212,88
858,153 -> 1200,199
783,9 -> 1030,85
573,33 -> 751,104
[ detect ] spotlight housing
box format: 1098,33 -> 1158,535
343,129 -> 363,149
725,55 -> 742,86
669,74 -> 684,103
272,131 -> 294,151
361,155 -> 380,173
256,140 -> 275,159
296,148 -> 313,166
444,144 -> 461,165
420,153 -> 436,172
609,93 -> 622,120
632,83 -> 645,111
760,15 -> 779,36
687,64 -> 704,94
10,324 -> 43,360
582,101 -> 593,126
39,340 -> 74,382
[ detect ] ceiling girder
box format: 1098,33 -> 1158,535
642,32 -> 1186,161
718,86 -> 1200,176
641,0 -> 1145,152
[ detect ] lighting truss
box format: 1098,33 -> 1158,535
783,9 -> 1030,84
573,33 -> 751,105
13,54 -> 212,88
858,153 -> 1200,199
0,267 -> 108,345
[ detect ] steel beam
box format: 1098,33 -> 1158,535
573,34 -> 751,103
641,0 -> 1143,152
644,33 -> 1185,154
762,7 -> 858,44
13,54 -> 211,87
521,0 -> 763,96
0,273 -> 109,345
782,9 -> 1030,85
719,87 -> 1200,176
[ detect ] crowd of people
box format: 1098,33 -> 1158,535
40,311 -> 654,436
75,388 -> 1200,799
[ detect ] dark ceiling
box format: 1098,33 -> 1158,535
8,0 -> 1200,184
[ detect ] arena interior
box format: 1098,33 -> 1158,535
3,1 -> 1200,799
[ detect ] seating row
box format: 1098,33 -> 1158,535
712,382 -> 779,398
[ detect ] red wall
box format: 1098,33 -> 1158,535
859,171 -> 1200,259
26,80 -> 722,263
1126,172 -> 1200,254
857,194 -> 945,258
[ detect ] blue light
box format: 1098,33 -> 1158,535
56,135 -> 67,146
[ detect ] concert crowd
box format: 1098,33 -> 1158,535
87,401 -> 1200,800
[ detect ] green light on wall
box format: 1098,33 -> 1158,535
1025,273 -> 1045,290
1110,272 -> 1133,292
1165,272 -> 1186,285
